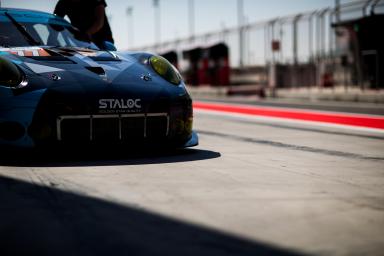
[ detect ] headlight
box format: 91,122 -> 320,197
149,55 -> 181,85
0,56 -> 27,89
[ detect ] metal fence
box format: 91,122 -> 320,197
133,0 -> 384,88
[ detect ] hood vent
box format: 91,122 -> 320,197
26,49 -> 75,63
85,66 -> 106,77
89,56 -> 121,62
27,56 -> 75,63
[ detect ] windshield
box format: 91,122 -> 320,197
0,12 -> 98,49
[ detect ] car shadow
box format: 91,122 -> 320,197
0,148 -> 221,167
0,176 -> 305,256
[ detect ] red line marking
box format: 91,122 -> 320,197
193,101 -> 384,130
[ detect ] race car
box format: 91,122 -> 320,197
0,8 -> 198,150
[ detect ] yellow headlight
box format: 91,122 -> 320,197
149,55 -> 181,85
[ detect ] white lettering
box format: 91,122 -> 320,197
99,99 -> 108,109
99,99 -> 142,109
113,100 -> 121,109
134,99 -> 141,108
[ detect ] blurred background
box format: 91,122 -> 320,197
2,0 -> 383,95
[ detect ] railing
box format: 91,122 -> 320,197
132,0 -> 384,88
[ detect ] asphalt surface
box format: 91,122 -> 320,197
1,104 -> 384,256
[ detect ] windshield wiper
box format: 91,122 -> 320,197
4,12 -> 41,46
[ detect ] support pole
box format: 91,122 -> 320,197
153,0 -> 161,46
292,15 -> 301,88
238,0 -> 244,67
188,0 -> 195,39
335,0 -> 340,22
292,15 -> 300,66
126,6 -> 134,49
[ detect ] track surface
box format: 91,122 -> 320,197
1,102 -> 384,256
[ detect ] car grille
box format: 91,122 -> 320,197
57,113 -> 169,143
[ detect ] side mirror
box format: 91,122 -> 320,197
103,41 -> 117,51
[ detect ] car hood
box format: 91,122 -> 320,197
0,46 -> 188,104
1,46 -> 143,85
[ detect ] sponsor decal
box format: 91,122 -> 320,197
98,99 -> 142,113
0,47 -> 51,57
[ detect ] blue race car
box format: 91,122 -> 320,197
0,8 -> 198,150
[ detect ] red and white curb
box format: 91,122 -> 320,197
193,101 -> 384,133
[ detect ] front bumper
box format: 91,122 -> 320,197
1,96 -> 198,149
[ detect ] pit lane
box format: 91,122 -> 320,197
1,103 -> 384,256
